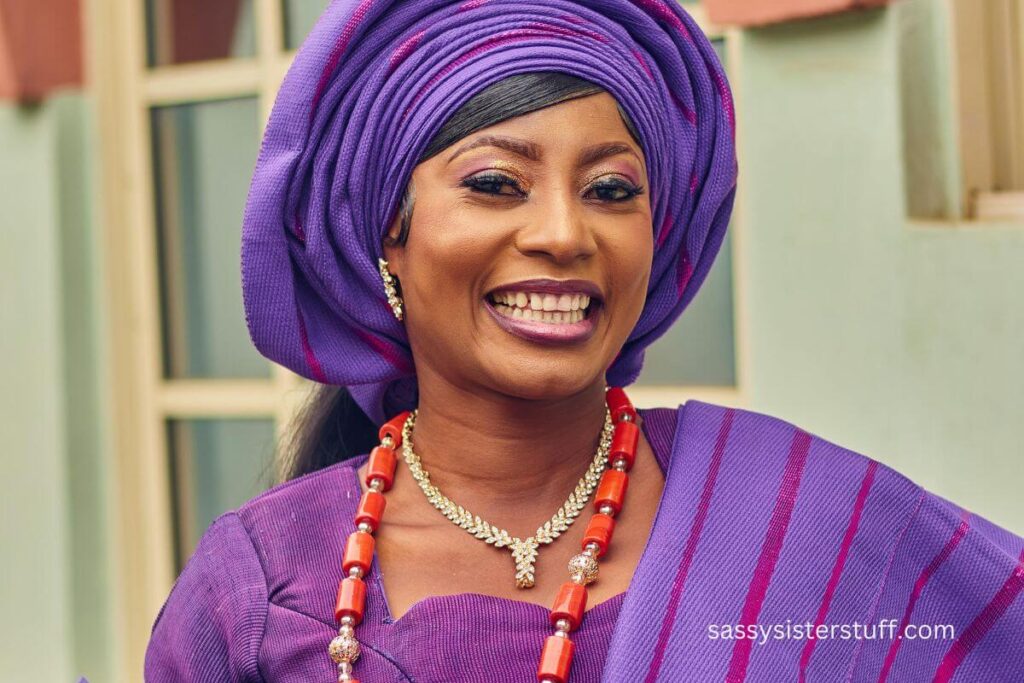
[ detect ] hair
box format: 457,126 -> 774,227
280,71 -> 641,482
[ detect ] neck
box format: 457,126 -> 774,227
405,370 -> 612,535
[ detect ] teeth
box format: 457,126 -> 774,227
493,304 -> 586,324
489,289 -> 597,314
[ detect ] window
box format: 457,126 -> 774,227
952,0 -> 1024,220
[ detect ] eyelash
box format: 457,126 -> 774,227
461,172 -> 645,203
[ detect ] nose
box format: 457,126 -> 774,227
513,187 -> 598,265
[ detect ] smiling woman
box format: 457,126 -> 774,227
143,1 -> 1024,682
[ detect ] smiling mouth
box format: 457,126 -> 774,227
485,290 -> 599,325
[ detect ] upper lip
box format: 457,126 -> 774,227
486,278 -> 604,303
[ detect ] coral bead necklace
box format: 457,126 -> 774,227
327,386 -> 640,683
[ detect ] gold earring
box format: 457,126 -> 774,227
378,257 -> 404,321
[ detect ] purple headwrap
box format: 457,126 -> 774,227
241,0 -> 738,426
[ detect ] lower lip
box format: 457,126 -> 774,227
484,298 -> 599,345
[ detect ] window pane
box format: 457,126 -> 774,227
637,38 -> 736,387
636,226 -> 736,386
151,97 -> 269,379
167,419 -> 276,569
283,0 -> 328,50
147,0 -> 256,67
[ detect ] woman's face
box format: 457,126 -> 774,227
383,91 -> 652,400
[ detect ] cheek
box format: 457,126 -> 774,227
405,202 -> 498,314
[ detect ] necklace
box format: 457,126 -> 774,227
328,386 -> 640,683
400,405 -> 614,588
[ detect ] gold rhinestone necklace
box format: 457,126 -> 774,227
399,406 -> 614,588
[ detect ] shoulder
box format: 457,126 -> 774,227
231,458 -> 365,593
145,511 -> 268,679
670,397 -> 1024,575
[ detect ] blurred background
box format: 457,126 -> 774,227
1,0 -> 1021,680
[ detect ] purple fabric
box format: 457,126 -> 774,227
240,0 -> 738,426
145,402 -> 1024,681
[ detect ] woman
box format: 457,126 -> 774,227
145,0 -> 1023,681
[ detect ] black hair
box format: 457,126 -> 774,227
281,71 -> 639,481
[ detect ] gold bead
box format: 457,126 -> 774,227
568,553 -> 599,585
328,635 -> 361,664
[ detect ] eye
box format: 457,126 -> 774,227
461,172 -> 526,197
586,179 -> 645,203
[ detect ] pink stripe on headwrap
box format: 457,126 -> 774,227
296,306 -> 327,383
633,0 -> 694,42
388,29 -> 427,74
310,0 -> 375,120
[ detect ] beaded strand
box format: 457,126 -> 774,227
327,386 -> 639,683
537,387 -> 639,683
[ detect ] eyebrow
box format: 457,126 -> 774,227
446,134 -> 640,167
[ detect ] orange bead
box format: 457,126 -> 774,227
378,410 -> 411,447
342,531 -> 374,574
334,576 -> 366,625
549,581 -> 588,631
365,445 -> 397,491
537,635 -> 575,683
605,387 -> 637,423
609,420 -> 639,470
595,469 -> 629,515
355,490 -> 387,531
582,513 -> 616,557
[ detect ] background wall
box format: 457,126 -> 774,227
736,5 -> 1024,534
0,93 -> 114,681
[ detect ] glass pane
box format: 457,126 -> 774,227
637,38 -> 735,387
167,419 -> 276,569
636,226 -> 736,386
151,97 -> 269,379
147,0 -> 256,67
282,0 -> 328,50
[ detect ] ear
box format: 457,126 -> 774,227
382,182 -> 413,273
382,211 -> 403,274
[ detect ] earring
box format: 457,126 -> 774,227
378,257 -> 404,321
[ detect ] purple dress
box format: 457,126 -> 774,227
146,402 -> 1024,681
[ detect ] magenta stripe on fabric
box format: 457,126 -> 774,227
670,91 -> 697,125
387,28 -> 426,74
310,0 -> 375,119
633,49 -> 654,79
656,211 -> 674,248
932,547 -> 1024,683
295,306 -> 327,383
798,459 -> 879,682
402,26 -> 599,121
725,429 -> 812,683
632,0 -> 694,42
643,408 -> 735,683
354,328 -> 413,374
876,508 -> 971,683
676,247 -> 694,296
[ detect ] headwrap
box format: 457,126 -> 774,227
241,0 -> 738,426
